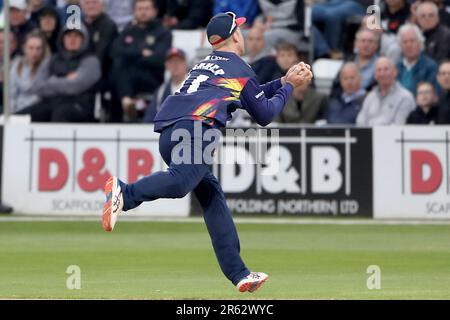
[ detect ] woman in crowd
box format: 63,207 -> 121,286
10,30 -> 50,114
38,6 -> 61,53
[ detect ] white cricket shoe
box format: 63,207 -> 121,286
102,176 -> 123,232
236,272 -> 269,293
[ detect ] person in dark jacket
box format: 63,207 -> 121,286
37,6 -> 61,54
416,1 -> 450,63
327,62 -> 366,124
381,0 -> 411,34
144,48 -> 188,122
163,0 -> 213,29
110,0 -> 172,121
28,0 -> 46,26
10,0 -> 36,54
81,0 -> 118,71
17,24 -> 102,122
81,0 -> 118,60
437,60 -> 450,123
407,81 -> 439,124
81,0 -> 118,122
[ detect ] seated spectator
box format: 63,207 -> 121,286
244,24 -> 270,64
357,57 -> 415,126
269,41 -> 301,82
163,0 -> 213,29
397,24 -> 438,95
275,83 -> 328,124
81,0 -> 118,74
415,1 -> 450,63
312,0 -> 366,59
0,30 -> 18,113
27,0 -> 46,25
406,81 -> 439,124
103,0 -> 133,31
110,0 -> 172,121
381,0 -> 411,34
213,0 -> 261,26
244,25 -> 278,83
330,28 -> 379,98
10,31 -> 50,114
361,15 -> 401,63
411,0 -> 450,28
437,60 -> 450,123
17,25 -> 101,122
144,48 -> 188,122
38,6 -> 61,54
327,62 -> 366,124
10,0 -> 36,53
350,29 -> 380,91
257,0 -> 304,50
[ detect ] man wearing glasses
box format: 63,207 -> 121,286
101,12 -> 313,293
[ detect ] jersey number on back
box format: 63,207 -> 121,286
177,74 -> 210,94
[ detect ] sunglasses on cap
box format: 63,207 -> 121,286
226,11 -> 246,35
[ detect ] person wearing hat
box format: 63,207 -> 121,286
10,0 -> 36,54
102,12 -> 313,293
18,24 -> 101,122
37,6 -> 61,54
144,47 -> 188,122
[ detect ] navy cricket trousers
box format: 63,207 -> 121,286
120,120 -> 251,285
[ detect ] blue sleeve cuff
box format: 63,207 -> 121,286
284,83 -> 294,95
276,78 -> 283,88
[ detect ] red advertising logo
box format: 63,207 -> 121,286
410,150 -> 443,194
27,130 -> 156,193
398,131 -> 449,195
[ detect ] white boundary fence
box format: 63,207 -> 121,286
2,123 -> 449,220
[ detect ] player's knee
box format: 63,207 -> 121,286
169,180 -> 191,199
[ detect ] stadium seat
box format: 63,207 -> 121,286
312,58 -> 343,95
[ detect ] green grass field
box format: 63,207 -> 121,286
1,220 -> 450,299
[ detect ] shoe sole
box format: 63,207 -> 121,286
102,176 -> 116,232
238,274 -> 269,293
248,275 -> 269,293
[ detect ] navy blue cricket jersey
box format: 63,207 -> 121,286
153,50 -> 294,132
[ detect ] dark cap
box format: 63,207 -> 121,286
39,6 -> 60,19
166,48 -> 186,60
206,12 -> 246,46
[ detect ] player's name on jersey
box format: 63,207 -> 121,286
192,62 -> 225,76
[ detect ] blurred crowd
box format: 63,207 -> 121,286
1,0 -> 450,126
